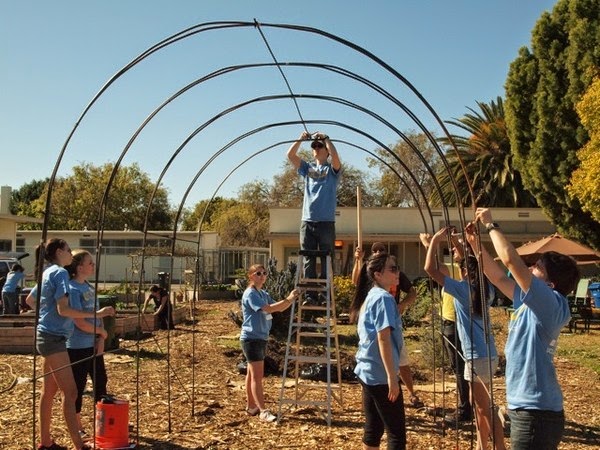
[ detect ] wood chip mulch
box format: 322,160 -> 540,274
1,301 -> 599,449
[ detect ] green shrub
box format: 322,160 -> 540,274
403,277 -> 435,328
200,283 -> 230,291
333,275 -> 355,315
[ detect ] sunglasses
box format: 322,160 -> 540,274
385,265 -> 399,273
311,141 -> 325,150
253,271 -> 267,276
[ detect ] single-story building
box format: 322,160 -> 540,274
268,207 -> 556,280
15,229 -> 269,285
0,186 -> 44,252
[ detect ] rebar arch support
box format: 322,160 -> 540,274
29,19 -> 488,449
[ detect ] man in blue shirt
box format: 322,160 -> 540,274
467,208 -> 579,450
287,130 -> 342,303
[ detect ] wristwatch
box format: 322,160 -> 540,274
485,222 -> 500,233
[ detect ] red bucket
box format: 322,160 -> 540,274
95,399 -> 129,449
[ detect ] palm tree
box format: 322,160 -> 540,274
433,97 -> 536,207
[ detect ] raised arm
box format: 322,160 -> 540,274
465,223 -> 516,299
474,208 -> 532,294
286,131 -> 310,170
424,228 -> 451,285
321,134 -> 341,172
261,289 -> 300,314
351,246 -> 365,285
419,232 -> 450,277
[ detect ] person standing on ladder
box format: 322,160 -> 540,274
287,130 -> 342,305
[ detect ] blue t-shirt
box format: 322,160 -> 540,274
67,280 -> 101,349
35,264 -> 74,338
444,277 -> 497,360
298,160 -> 340,222
505,276 -> 571,411
354,286 -> 403,385
240,287 -> 275,341
2,271 -> 24,293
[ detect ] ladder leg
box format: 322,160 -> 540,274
277,252 -> 342,425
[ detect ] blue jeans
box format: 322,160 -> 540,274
2,291 -> 19,315
300,221 -> 335,280
359,380 -> 406,449
507,408 -> 565,450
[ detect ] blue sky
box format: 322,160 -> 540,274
2,0 -> 557,209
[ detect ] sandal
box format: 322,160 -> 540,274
409,394 -> 424,408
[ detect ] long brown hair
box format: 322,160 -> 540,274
34,238 -> 68,279
349,252 -> 393,323
461,255 -> 488,317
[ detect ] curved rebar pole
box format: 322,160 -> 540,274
32,20 -> 485,448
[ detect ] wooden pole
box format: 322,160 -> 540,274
357,186 -> 363,258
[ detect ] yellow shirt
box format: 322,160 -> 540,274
441,262 -> 461,321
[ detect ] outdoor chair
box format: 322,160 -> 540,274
567,278 -> 591,333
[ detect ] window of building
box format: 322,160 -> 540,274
0,240 -> 12,252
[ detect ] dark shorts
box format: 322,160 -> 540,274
36,330 -> 67,357
241,339 -> 267,362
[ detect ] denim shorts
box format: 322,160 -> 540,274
36,330 -> 67,356
241,339 -> 267,362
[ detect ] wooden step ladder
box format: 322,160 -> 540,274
277,250 -> 343,425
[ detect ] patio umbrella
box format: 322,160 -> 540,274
515,233 -> 600,265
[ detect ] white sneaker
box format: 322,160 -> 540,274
259,409 -> 277,422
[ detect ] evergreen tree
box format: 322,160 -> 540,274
505,0 -> 600,247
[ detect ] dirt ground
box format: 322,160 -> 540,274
1,299 -> 599,450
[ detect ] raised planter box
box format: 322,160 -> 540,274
199,290 -> 237,300
0,325 -> 35,353
0,307 -> 189,354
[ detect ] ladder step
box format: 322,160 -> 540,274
279,398 -> 330,407
299,305 -> 329,311
298,331 -> 329,338
296,285 -> 328,292
292,321 -> 335,328
296,382 -> 343,390
298,250 -> 330,257
288,355 -> 337,364
298,277 -> 329,285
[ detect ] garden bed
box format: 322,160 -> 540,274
0,306 -> 189,354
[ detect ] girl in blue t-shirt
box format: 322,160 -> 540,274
26,239 -> 115,450
65,249 -> 109,438
239,264 -> 299,423
349,252 -> 406,449
425,228 -> 505,450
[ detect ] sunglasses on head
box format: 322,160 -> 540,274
311,141 -> 325,150
253,271 -> 267,276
